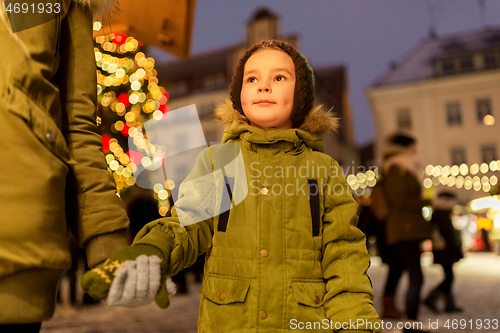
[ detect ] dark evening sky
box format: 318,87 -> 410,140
152,0 -> 500,145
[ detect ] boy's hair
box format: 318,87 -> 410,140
388,133 -> 416,147
230,40 -> 315,128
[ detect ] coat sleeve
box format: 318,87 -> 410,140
321,160 -> 381,332
132,148 -> 215,276
56,4 -> 129,267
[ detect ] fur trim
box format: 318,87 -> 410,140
300,105 -> 338,132
74,0 -> 117,19
213,99 -> 338,133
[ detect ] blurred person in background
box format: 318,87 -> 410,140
0,1 -> 129,331
424,191 -> 463,313
381,133 -> 431,333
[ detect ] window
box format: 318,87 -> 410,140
482,145 -> 497,164
441,60 -> 456,75
396,108 -> 412,130
476,98 -> 492,122
446,102 -> 462,126
451,148 -> 467,166
484,52 -> 499,69
459,57 -> 474,72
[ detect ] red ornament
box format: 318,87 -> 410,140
127,150 -> 143,165
159,104 -> 169,114
163,90 -> 169,101
112,32 -> 127,45
118,93 -> 130,107
101,134 -> 111,153
121,124 -> 131,136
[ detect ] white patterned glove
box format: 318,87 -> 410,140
105,254 -> 162,307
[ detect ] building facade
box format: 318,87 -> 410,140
156,8 -> 359,167
366,27 -> 500,200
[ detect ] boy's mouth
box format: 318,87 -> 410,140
255,100 -> 275,105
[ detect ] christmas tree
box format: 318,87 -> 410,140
93,29 -> 172,216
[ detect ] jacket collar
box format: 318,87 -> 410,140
214,99 -> 338,153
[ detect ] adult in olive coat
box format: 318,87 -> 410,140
0,0 -> 129,327
381,134 -> 431,333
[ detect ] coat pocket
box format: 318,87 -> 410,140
291,280 -> 326,308
200,274 -> 250,304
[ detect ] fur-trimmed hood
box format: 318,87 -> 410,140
213,99 -> 339,153
74,0 -> 117,19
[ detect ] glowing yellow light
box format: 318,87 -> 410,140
139,93 -> 147,103
165,179 -> 176,190
159,206 -> 169,216
439,175 -> 448,185
471,196 -> 500,211
481,176 -> 489,185
423,178 -> 433,188
456,176 -> 464,189
491,176 -> 498,186
126,177 -> 135,186
357,172 -> 367,183
131,81 -> 141,91
129,94 -> 139,104
109,142 -> 118,152
106,154 -> 115,163
136,69 -> 146,79
158,190 -> 169,200
115,68 -> 125,78
130,163 -> 138,173
346,174 -> 357,186
367,178 -> 376,187
432,166 -> 442,177
425,165 -> 434,176
153,110 -> 163,121
442,166 -> 450,177
115,165 -> 124,175
459,163 -> 468,176
115,121 -> 124,132
471,163 -> 479,175
473,183 -> 481,191
108,63 -> 118,73
483,114 -> 495,126
141,156 -> 152,168
93,21 -> 102,31
115,103 -> 126,114
464,181 -> 472,190
119,154 -> 129,165
104,77 -> 113,86
422,207 -> 432,220
450,165 -> 459,177
153,183 -> 164,193
432,177 -> 440,187
490,161 -> 497,172
130,74 -> 139,82
483,183 -> 491,192
124,112 -> 136,123
95,52 -> 102,62
480,163 -> 489,174
447,177 -> 456,187
109,160 -> 119,171
366,170 -> 376,181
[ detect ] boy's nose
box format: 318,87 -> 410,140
258,83 -> 271,93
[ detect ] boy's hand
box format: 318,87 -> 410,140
81,244 -> 170,309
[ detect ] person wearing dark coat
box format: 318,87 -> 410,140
381,133 -> 431,333
424,192 -> 463,313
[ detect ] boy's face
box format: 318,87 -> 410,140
240,48 -> 295,130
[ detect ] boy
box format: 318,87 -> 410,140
82,40 -> 381,332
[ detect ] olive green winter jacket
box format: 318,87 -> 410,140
132,103 -> 381,332
0,0 -> 129,324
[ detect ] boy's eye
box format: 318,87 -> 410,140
247,77 -> 257,83
275,75 -> 285,82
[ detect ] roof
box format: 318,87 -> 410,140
371,25 -> 500,87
